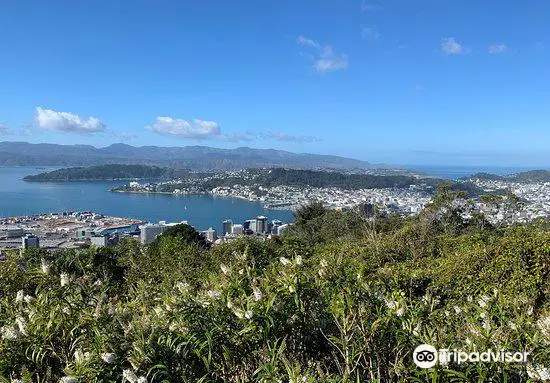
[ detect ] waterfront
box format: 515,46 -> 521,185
0,167 -> 294,232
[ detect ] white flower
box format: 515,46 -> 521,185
509,321 -> 518,331
74,349 -> 84,362
385,300 -> 398,310
318,269 -> 326,277
253,286 -> 263,301
59,377 -> 79,383
480,312 -> 486,319
60,273 -> 70,287
453,305 -> 461,314
233,310 -> 245,319
137,378 -> 148,383
1,325 -> 19,340
279,257 -> 291,266
477,295 -> 490,308
412,323 -> 420,336
465,338 -> 472,345
101,352 -> 116,364
482,319 -> 490,330
295,255 -> 303,266
244,310 -> 253,319
527,306 -> 534,316
226,300 -> 234,309
537,314 -> 550,342
41,259 -> 50,274
176,281 -> 189,293
238,268 -> 244,275
288,285 -> 296,293
15,317 -> 27,336
467,295 -> 473,302
444,310 -> 450,317
527,364 -> 550,380
220,264 -> 229,275
320,259 -> 328,268
15,290 -> 24,303
123,369 -> 139,383
396,307 -> 405,317
207,290 -> 221,300
24,295 -> 35,304
11,379 -> 23,383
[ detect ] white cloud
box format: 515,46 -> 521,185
145,116 -> 251,142
146,117 -> 221,139
116,131 -> 137,140
296,36 -> 320,49
361,25 -> 380,40
297,36 -> 348,74
0,123 -> 32,136
0,124 -> 12,135
361,1 -> 381,11
488,43 -> 508,54
265,133 -> 322,143
441,37 -> 468,55
35,107 -> 105,133
415,84 -> 425,91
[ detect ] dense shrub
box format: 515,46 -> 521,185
1,206 -> 550,382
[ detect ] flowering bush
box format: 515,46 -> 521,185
1,211 -> 549,382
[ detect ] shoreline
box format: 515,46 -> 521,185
110,189 -> 297,211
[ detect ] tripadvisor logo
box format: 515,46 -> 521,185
413,344 -> 529,369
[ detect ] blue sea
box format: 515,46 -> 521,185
0,167 -> 294,232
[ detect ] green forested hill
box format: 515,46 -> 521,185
23,164 -> 189,181
465,169 -> 550,183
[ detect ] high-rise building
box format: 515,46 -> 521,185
232,224 -> 244,235
91,232 -> 119,247
276,224 -> 289,236
256,216 -> 268,234
245,219 -> 259,232
139,221 -> 188,245
22,234 -> 40,249
243,220 -> 254,231
202,228 -> 217,242
271,220 -> 283,235
222,219 -> 233,236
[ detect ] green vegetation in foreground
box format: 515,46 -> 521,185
1,187 -> 550,382
23,165 -> 190,182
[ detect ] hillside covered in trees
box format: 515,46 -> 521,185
1,188 -> 549,382
23,165 -> 190,182
463,170 -> 550,183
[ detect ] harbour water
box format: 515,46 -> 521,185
0,167 -> 294,232
2,165 -> 545,231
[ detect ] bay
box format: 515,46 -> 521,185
0,167 -> 294,232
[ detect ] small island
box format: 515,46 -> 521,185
23,164 -> 189,182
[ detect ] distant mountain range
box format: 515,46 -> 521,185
0,141 -> 380,171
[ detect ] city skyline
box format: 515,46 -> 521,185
1,1 -> 549,166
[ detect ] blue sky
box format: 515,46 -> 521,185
0,0 -> 549,166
